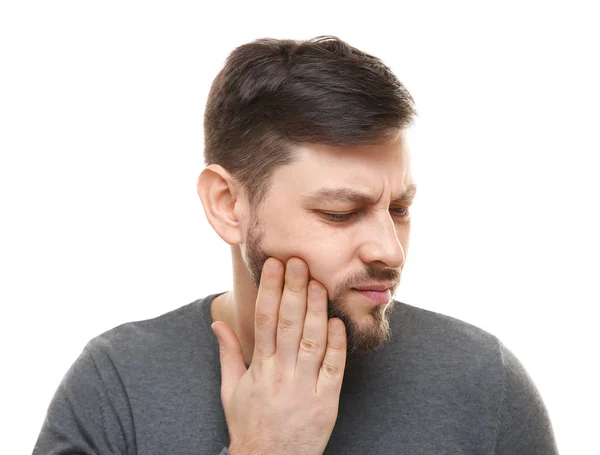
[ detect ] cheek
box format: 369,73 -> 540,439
258,220 -> 348,288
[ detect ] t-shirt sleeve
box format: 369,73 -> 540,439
33,341 -> 137,454
493,342 -> 559,454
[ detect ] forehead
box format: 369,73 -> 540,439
271,139 -> 413,200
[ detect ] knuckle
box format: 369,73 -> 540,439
328,338 -> 346,351
255,310 -> 275,327
299,337 -> 320,353
285,281 -> 305,295
321,361 -> 341,378
278,315 -> 299,332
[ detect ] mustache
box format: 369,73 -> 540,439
321,266 -> 401,294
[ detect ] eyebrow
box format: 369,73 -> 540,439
301,183 -> 417,205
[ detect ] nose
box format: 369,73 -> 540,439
358,211 -> 406,269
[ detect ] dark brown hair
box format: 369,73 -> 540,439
203,36 -> 416,209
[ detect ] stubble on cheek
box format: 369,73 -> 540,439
244,215 -> 321,289
244,217 -> 269,289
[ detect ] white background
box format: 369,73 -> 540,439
1,1 -> 598,453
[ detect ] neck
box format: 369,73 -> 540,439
211,246 -> 258,366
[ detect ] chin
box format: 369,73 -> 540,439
334,300 -> 396,362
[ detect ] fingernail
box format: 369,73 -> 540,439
310,282 -> 322,297
332,319 -> 345,333
266,259 -> 279,273
289,259 -> 304,275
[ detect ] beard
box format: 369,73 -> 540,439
244,216 -> 400,364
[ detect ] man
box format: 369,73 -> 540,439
34,36 -> 558,454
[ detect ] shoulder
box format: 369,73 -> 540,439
384,301 -> 518,404
84,294 -> 219,368
389,302 -> 554,432
392,301 -> 503,360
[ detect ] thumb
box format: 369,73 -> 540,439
211,321 -> 247,403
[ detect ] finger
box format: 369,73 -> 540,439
295,280 -> 328,385
253,257 -> 285,363
275,257 -> 309,370
316,318 -> 347,398
212,321 -> 247,408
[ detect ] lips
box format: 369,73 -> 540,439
353,288 -> 392,305
353,282 -> 394,292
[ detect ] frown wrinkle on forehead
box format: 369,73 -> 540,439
301,185 -> 417,206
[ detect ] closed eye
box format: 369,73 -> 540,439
321,212 -> 356,222
320,207 -> 410,223
391,207 -> 410,218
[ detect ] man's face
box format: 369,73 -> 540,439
242,138 -> 415,360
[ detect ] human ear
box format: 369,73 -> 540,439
197,164 -> 244,245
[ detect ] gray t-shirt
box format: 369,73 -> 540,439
33,293 -> 558,454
